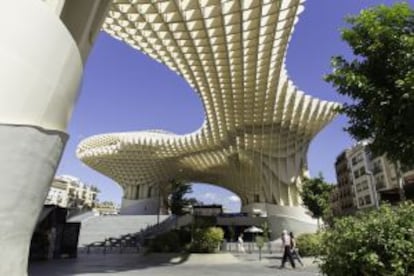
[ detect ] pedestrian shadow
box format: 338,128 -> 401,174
263,255 -> 282,260
267,264 -> 281,269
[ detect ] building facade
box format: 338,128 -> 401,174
45,175 -> 99,209
44,178 -> 68,207
193,205 -> 223,217
348,141 -> 376,209
93,201 -> 120,215
331,149 -> 356,216
333,141 -> 413,215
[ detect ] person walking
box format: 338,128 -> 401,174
238,234 -> 245,253
279,230 -> 295,269
289,232 -> 304,266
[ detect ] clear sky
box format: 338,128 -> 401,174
56,0 -> 401,212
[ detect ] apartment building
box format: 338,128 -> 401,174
347,142 -> 378,209
45,175 -> 99,208
333,141 -> 413,215
331,149 -> 356,216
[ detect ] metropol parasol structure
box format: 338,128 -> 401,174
0,0 -> 338,274
78,0 -> 339,220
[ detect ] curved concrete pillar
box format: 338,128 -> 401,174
120,198 -> 161,215
241,203 -> 317,240
0,2 -> 82,131
0,126 -> 68,275
0,0 -> 82,275
120,183 -> 168,215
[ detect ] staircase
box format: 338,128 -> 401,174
78,215 -> 169,247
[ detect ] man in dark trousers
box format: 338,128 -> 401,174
280,230 -> 296,269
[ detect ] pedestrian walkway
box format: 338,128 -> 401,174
29,252 -> 320,276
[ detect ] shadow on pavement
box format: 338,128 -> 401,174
29,253 -> 190,276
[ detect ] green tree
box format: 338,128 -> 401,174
191,227 -> 224,253
169,179 -> 199,216
261,221 -> 272,253
261,221 -> 270,242
325,3 -> 414,166
319,202 -> 414,276
296,232 -> 323,257
300,174 -> 333,228
255,236 -> 265,260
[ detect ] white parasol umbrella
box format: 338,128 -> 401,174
244,226 -> 263,233
244,226 -> 263,253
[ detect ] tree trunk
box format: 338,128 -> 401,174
394,161 -> 406,202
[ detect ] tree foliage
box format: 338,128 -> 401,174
191,227 -> 224,253
319,202 -> 414,276
301,174 -> 333,225
261,221 -> 271,242
169,179 -> 197,216
296,233 -> 323,257
325,3 -> 414,166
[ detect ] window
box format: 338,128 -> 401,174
352,157 -> 358,166
375,175 -> 385,189
354,167 -> 367,180
365,195 -> 372,205
372,160 -> 382,174
352,153 -> 364,166
359,180 -> 369,191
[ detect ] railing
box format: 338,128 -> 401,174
139,215 -> 177,238
222,241 -> 280,254
82,233 -> 143,255
139,214 -> 194,238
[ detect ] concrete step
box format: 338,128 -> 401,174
78,215 -> 169,246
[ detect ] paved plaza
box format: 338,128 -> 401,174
29,252 -> 320,276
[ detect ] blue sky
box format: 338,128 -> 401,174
57,0 -> 400,212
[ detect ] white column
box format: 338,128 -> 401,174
0,0 -> 82,275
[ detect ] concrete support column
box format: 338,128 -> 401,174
0,0 -> 82,274
0,125 -> 67,275
241,203 -> 317,240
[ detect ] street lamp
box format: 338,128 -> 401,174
364,170 -> 379,209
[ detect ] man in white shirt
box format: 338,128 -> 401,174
280,230 -> 296,269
